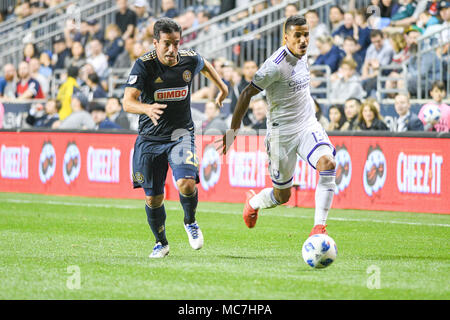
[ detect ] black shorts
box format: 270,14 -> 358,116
132,133 -> 199,196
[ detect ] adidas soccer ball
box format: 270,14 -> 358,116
302,234 -> 337,268
422,104 -> 441,124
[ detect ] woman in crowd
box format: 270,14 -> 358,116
326,104 -> 347,131
358,99 -> 389,130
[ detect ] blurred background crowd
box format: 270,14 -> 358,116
0,0 -> 449,134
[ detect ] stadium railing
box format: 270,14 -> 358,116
0,0 -> 117,67
182,0 -> 333,93
415,24 -> 450,99
376,64 -> 408,100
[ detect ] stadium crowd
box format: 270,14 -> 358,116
0,0 -> 449,133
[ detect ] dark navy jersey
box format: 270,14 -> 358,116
125,49 -> 204,141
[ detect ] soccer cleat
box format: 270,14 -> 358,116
243,190 -> 259,228
184,221 -> 203,250
149,242 -> 170,258
309,224 -> 328,237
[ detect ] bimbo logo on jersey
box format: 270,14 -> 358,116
154,86 -> 188,102
0,145 -> 30,179
397,152 -> 443,194
363,145 -> 387,197
334,145 -> 352,195
87,147 -> 121,183
200,144 -> 221,191
63,142 -> 81,184
39,141 -> 56,183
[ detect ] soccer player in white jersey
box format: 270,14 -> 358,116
219,15 -> 336,236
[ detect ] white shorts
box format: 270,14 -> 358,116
265,121 -> 335,189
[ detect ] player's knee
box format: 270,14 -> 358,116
177,178 -> 196,196
317,155 -> 336,172
274,189 -> 291,204
145,195 -> 164,208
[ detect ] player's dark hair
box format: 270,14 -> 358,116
284,15 -> 307,32
153,18 -> 182,41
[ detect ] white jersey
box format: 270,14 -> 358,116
251,45 -> 316,135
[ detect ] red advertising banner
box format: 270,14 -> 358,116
0,132 -> 449,214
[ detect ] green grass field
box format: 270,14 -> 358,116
0,192 -> 449,300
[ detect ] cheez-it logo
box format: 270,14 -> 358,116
154,86 -> 188,102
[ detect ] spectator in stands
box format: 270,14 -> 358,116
87,19 -> 105,45
389,32 -> 409,65
71,20 -> 90,47
57,66 -> 79,121
312,97 -> 329,129
332,11 -> 359,47
90,102 -> 122,130
51,35 -> 71,70
341,97 -> 362,131
105,96 -> 130,130
404,26 -> 442,97
113,37 -> 135,69
54,90 -> 95,130
29,57 -> 49,97
353,8 -> 372,58
39,51 -> 53,79
202,100 -> 228,134
377,0 -> 400,18
104,24 -> 125,67
230,60 -> 258,124
87,39 -> 109,79
116,0 -> 137,40
64,41 -> 87,70
329,5 -> 345,34
251,98 -> 268,131
326,104 -> 347,131
392,92 -> 424,131
313,35 -> 345,73
0,64 -> 17,100
133,0 -> 153,37
330,57 -> 366,101
15,1 -> 32,29
418,80 -> 450,131
23,43 -> 39,63
160,0 -> 179,18
195,10 -> 225,60
390,0 -> 429,27
25,99 -> 61,128
342,36 -> 364,74
358,99 -> 389,130
15,61 -> 45,100
305,9 -> 330,61
285,3 -> 298,18
85,73 -> 107,101
361,29 -> 394,97
416,6 -> 441,32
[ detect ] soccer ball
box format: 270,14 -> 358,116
422,104 -> 441,124
301,234 -> 337,268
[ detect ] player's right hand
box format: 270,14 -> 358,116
146,103 -> 167,126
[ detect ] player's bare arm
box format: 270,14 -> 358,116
200,58 -> 229,107
123,87 -> 167,126
219,83 -> 260,154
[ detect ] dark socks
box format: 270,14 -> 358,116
179,187 -> 198,225
145,204 -> 168,246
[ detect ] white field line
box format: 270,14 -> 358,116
2,198 -> 450,228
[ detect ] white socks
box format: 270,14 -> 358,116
314,170 -> 336,226
249,188 -> 280,210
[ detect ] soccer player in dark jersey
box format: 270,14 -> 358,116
123,18 -> 228,258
